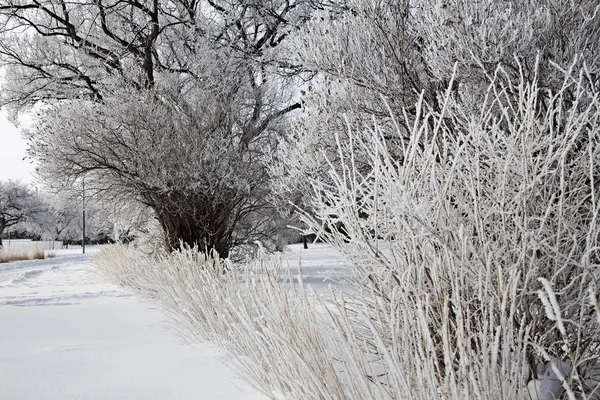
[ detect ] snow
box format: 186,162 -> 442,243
0,247 -> 268,400
2,242 -> 589,399
278,243 -> 353,294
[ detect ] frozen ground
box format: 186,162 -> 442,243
0,243 -> 350,400
279,242 -> 353,293
0,247 -> 267,400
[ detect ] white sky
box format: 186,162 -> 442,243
0,110 -> 36,183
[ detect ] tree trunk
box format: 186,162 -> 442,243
147,189 -> 246,259
157,212 -> 233,259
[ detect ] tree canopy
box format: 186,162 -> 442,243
0,180 -> 46,247
0,0 -> 320,255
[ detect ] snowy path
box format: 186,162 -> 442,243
0,249 -> 267,400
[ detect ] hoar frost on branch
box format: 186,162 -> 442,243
274,0 -> 600,207
269,0 -> 600,397
0,0 -> 326,255
26,75 -> 287,256
294,62 -> 600,398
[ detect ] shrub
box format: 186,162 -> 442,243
300,64 -> 600,398
96,242 -> 600,399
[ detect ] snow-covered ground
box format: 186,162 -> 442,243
279,243 -> 353,293
0,243 -> 350,400
0,247 -> 269,400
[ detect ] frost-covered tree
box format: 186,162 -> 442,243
25,73 -> 290,256
0,0 -> 324,256
0,0 -> 315,105
40,201 -> 82,244
48,207 -> 80,243
93,200 -> 159,246
293,0 -> 600,114
0,180 -> 46,247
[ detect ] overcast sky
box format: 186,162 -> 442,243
0,110 -> 35,184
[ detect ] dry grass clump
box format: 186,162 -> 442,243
96,242 -> 600,399
96,245 -> 354,398
0,246 -> 54,263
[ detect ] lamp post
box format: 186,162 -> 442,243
82,179 -> 86,254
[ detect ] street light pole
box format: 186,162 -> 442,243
82,179 -> 86,254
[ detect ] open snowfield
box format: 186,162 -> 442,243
0,247 -> 271,400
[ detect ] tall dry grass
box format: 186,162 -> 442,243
95,241 -> 599,399
96,245 -> 358,398
0,245 -> 54,263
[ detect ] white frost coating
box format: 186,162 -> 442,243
538,278 -> 566,336
284,55 -> 600,398
537,288 -> 557,321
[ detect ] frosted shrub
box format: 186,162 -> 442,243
300,64 -> 600,398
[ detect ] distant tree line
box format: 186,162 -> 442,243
0,179 -> 154,248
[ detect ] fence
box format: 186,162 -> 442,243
2,239 -> 64,250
